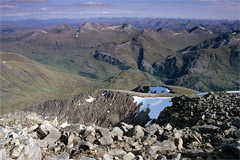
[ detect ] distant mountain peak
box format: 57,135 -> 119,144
31,29 -> 49,38
80,22 -> 138,33
81,22 -> 109,31
47,24 -> 71,33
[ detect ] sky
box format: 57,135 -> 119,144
0,0 -> 239,20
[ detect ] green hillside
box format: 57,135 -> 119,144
0,52 -> 93,114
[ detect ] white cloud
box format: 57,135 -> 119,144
0,5 -> 17,9
83,2 -> 105,5
40,7 -> 47,10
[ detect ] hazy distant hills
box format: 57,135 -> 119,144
1,17 -> 239,33
1,21 -> 239,93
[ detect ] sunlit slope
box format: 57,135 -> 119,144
0,52 -> 93,114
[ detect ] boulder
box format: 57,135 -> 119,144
79,156 -> 96,160
111,127 -> 124,137
198,125 -> 220,133
132,125 -> 144,139
17,138 -> 42,160
109,149 -> 127,156
122,152 -> 135,160
46,152 -> 69,160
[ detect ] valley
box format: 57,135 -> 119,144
0,19 -> 239,114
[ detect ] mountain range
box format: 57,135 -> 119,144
0,20 -> 239,113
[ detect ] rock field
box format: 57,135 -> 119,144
0,92 -> 239,160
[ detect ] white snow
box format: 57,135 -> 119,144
85,96 -> 95,102
60,121 -> 70,128
226,91 -> 240,93
148,86 -> 170,93
199,27 -> 205,30
195,93 -> 208,96
133,96 -> 172,125
174,33 -> 182,36
208,30 -> 213,34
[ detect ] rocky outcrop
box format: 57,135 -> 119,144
22,90 -> 141,128
93,51 -> 125,66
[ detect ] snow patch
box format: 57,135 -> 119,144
60,121 -> 70,128
86,96 -> 95,103
148,86 -> 170,93
133,96 -> 172,126
199,27 -> 205,30
195,93 -> 208,96
174,33 -> 182,36
226,91 -> 240,94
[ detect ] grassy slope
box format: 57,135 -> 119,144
0,52 -> 94,114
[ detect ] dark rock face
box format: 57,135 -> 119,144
155,92 -> 240,159
22,90 -> 140,128
93,51 -> 124,66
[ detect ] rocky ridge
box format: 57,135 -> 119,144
0,92 -> 239,160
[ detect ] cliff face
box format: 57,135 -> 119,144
23,90 -> 140,127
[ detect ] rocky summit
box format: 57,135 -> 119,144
0,92 -> 239,160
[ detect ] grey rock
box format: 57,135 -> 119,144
198,125 -> 220,133
109,149 -> 127,156
174,137 -> 183,151
120,122 -> 133,133
83,126 -> 96,143
172,153 -> 181,160
80,141 -> 95,150
67,132 -> 75,148
98,135 -> 113,145
132,125 -> 144,139
123,152 -> 135,160
17,138 -> 42,160
27,124 -> 39,133
99,128 -> 111,137
43,128 -> 61,146
11,144 -> 24,158
164,123 -> 172,131
157,155 -> 167,160
142,134 -> 157,146
46,152 -> 69,160
156,140 -> 177,153
111,127 -> 123,137
0,149 -> 6,160
79,156 -> 96,160
145,124 -> 162,135
103,154 -> 113,160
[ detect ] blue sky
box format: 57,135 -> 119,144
0,0 -> 239,20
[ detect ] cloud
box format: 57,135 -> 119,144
200,0 -> 240,11
40,7 -> 47,10
1,0 -> 47,5
102,11 -> 112,14
0,4 -> 17,9
83,2 -> 105,5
